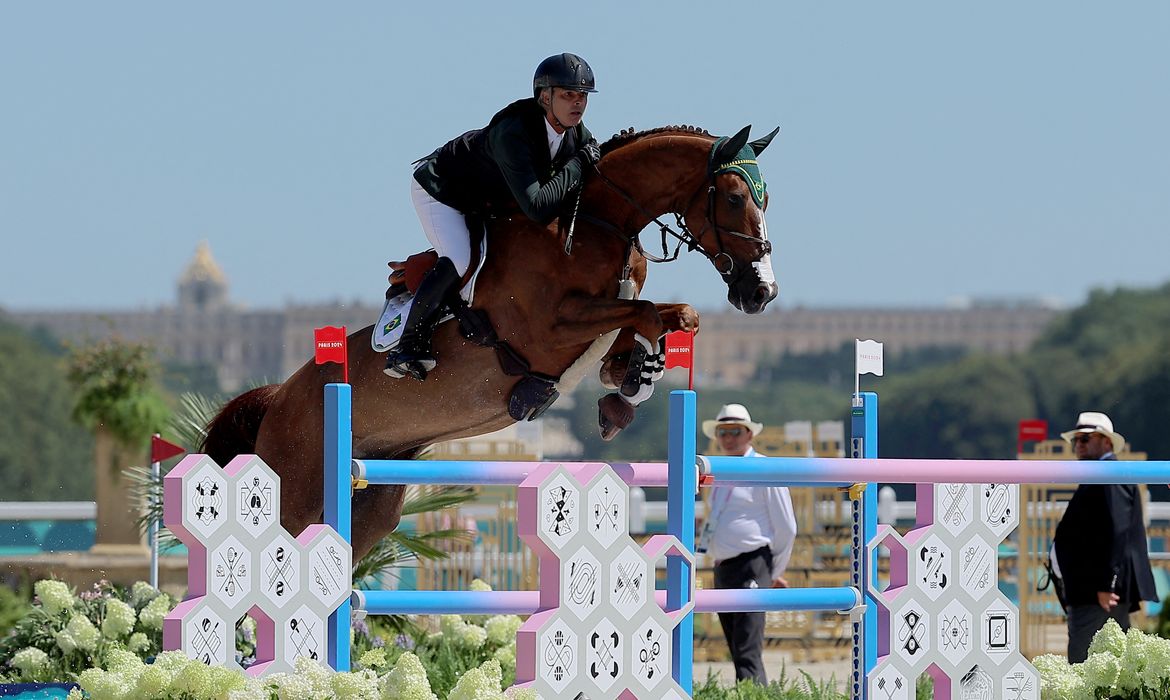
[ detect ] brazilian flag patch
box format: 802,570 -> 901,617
384,315 -> 402,334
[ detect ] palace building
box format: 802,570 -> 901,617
6,244 -> 1062,391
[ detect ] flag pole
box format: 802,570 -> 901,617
149,433 -> 160,589
687,330 -> 694,390
853,339 -> 861,407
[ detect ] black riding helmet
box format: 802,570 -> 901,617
532,53 -> 597,98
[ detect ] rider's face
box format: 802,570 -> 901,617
544,88 -> 588,131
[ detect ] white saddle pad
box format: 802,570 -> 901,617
371,240 -> 487,353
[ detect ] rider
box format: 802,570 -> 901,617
385,53 -> 602,381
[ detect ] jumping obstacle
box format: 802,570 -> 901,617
316,385 -> 1170,699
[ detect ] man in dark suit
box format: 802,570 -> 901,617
1052,412 -> 1158,662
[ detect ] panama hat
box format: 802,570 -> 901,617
702,404 -> 764,439
1060,411 -> 1125,454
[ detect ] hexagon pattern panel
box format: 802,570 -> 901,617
867,482 -> 1038,700
162,454 -> 351,677
515,463 -> 691,699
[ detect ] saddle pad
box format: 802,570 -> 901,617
371,237 -> 487,353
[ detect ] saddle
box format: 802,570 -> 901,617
376,218 -> 560,423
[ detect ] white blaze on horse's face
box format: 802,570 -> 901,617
754,216 -> 776,286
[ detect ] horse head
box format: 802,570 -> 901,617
681,125 -> 780,314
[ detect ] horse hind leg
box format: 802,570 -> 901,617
349,483 -> 407,563
348,445 -> 423,563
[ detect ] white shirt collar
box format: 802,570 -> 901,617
544,117 -> 566,160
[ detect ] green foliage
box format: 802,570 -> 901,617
67,336 -> 170,447
0,582 -> 33,639
0,321 -> 95,499
692,666 -> 846,699
878,354 -> 1037,458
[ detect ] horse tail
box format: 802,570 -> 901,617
200,384 -> 280,465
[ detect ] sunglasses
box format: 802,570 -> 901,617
715,427 -> 745,438
1072,434 -> 1096,445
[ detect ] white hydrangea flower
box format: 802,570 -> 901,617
78,667 -> 134,700
134,664 -> 175,697
1040,667 -> 1091,700
35,579 -> 75,616
203,664 -> 248,699
502,686 -> 536,700
447,658 -> 504,700
469,579 -> 492,592
101,598 -> 137,639
127,632 -> 150,653
379,651 -> 438,700
358,648 -> 388,670
293,655 -> 334,696
1080,652 -> 1121,693
138,594 -> 173,630
104,648 -> 143,674
62,614 -> 100,652
11,647 -> 49,676
484,615 -> 522,646
455,623 -> 487,649
267,672 -> 316,700
493,641 -> 516,669
332,668 -> 380,699
439,614 -> 466,637
1087,618 -> 1126,658
55,628 -> 78,654
129,581 -> 156,606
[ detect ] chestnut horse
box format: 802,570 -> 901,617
201,124 -> 779,561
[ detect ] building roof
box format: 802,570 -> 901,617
179,241 -> 227,285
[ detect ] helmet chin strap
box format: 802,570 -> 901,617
543,89 -> 567,132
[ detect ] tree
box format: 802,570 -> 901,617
877,355 -> 1037,459
67,337 -> 170,550
0,321 -> 93,500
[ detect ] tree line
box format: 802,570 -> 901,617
3,280 -> 1169,500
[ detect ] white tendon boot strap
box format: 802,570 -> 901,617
620,333 -> 659,406
648,333 -> 666,382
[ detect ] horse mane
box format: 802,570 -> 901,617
600,125 -> 712,156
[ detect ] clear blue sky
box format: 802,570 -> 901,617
2,2 -> 1167,312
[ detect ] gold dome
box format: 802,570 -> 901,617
180,241 -> 227,285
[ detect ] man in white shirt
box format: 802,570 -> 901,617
699,404 -> 797,684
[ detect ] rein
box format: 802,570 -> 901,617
581,156 -> 772,280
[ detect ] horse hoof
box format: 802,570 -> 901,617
598,393 -> 635,441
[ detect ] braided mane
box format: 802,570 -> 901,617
600,125 -> 712,156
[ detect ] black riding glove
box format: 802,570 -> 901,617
578,138 -> 601,166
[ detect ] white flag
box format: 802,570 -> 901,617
856,339 -> 884,377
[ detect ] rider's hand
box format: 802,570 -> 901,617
578,138 -> 601,166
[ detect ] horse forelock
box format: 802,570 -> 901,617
600,125 -> 713,156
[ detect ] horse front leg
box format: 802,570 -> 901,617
550,295 -> 664,349
599,303 -> 700,387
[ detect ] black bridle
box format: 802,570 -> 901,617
581,164 -> 772,283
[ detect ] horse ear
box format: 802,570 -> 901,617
717,125 -> 752,163
749,127 -> 780,156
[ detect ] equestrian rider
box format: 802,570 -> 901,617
385,53 -> 602,381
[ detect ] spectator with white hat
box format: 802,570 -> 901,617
1051,411 -> 1157,662
698,403 -> 797,685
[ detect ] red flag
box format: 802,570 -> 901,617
1017,419 -> 1048,455
663,330 -> 694,369
314,326 -> 349,383
151,435 -> 185,463
664,329 -> 696,391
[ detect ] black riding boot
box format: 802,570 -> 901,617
384,257 -> 460,381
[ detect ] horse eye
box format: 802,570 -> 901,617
727,193 -> 744,208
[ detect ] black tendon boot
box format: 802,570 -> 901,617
384,257 -> 460,381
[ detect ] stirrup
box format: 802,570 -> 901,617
383,350 -> 437,381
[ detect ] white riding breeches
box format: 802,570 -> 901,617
411,177 -> 471,275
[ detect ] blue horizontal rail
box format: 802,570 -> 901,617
352,587 -> 861,616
